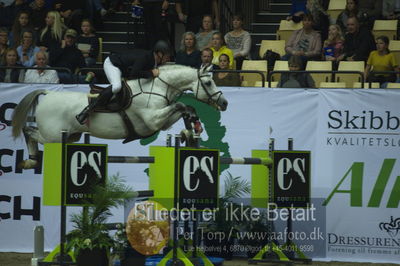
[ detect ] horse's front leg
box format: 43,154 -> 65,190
137,103 -> 186,132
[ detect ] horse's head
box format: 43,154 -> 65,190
193,65 -> 228,111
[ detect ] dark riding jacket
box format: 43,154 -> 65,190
109,49 -> 156,79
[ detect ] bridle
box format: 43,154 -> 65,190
195,70 -> 223,106
131,68 -> 223,107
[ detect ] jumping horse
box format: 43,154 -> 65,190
11,64 -> 228,169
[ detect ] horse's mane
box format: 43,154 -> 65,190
158,64 -> 198,87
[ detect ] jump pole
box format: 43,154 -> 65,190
108,156 -> 272,166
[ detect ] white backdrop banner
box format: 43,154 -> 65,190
0,84 -> 399,263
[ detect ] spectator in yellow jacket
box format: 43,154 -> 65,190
210,31 -> 234,69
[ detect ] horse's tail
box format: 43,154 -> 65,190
12,89 -> 48,139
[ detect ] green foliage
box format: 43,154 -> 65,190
178,94 -> 231,172
223,172 -> 251,200
66,174 -> 135,256
206,172 -> 251,236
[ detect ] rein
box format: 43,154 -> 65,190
196,71 -> 223,105
129,68 -> 222,106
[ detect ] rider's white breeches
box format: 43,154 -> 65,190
104,57 -> 122,93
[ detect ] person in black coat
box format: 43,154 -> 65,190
340,16 -> 376,62
48,28 -> 86,81
76,39 -> 172,124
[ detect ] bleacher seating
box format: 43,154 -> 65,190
389,40 -> 400,66
319,82 -> 347,88
270,60 -> 289,82
259,40 -> 286,59
336,61 -> 365,88
241,60 -> 268,87
306,61 -> 333,87
276,20 -> 303,43
353,82 -> 380,89
386,83 -> 400,88
327,0 -> 346,22
372,20 -> 398,40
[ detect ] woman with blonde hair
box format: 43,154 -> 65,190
175,31 -> 201,68
38,11 -> 67,51
323,24 -> 344,64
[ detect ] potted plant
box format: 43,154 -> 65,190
203,172 -> 251,259
66,174 -> 135,266
237,210 -> 269,258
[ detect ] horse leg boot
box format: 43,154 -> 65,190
18,127 -> 40,169
76,85 -> 113,124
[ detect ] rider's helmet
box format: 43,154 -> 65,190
153,40 -> 171,56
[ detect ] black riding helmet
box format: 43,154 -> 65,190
153,40 -> 171,56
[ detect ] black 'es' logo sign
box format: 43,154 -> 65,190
272,151 -> 311,208
65,144 -> 107,205
178,148 -> 219,210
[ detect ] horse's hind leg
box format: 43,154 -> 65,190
18,127 -> 42,169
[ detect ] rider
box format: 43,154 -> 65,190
76,39 -> 172,124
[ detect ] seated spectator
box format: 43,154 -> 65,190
86,0 -> 108,22
278,55 -> 315,88
38,11 -> 67,52
224,14 -> 251,70
17,30 -> 40,67
336,0 -> 362,33
53,0 -> 85,32
9,10 -> 35,48
76,19 -> 99,67
306,0 -> 330,42
175,0 -> 220,33
28,0 -> 51,32
210,32 -> 234,69
0,47 -> 25,82
323,25 -> 344,67
382,0 -> 400,40
213,53 -> 241,87
283,14 -> 321,66
340,16 -> 376,62
286,0 -> 307,23
199,48 -> 219,70
175,31 -> 201,68
382,0 -> 400,19
358,0 -> 383,30
364,36 -> 398,86
0,27 -> 8,65
24,50 -> 59,83
0,0 -> 28,29
195,14 -> 218,51
49,28 -> 86,83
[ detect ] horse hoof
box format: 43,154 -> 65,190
17,159 -> 38,169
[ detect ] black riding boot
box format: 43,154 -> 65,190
76,86 -> 113,124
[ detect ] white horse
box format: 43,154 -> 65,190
11,64 -> 228,169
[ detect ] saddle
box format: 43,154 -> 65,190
90,81 -> 132,112
88,81 -> 153,143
